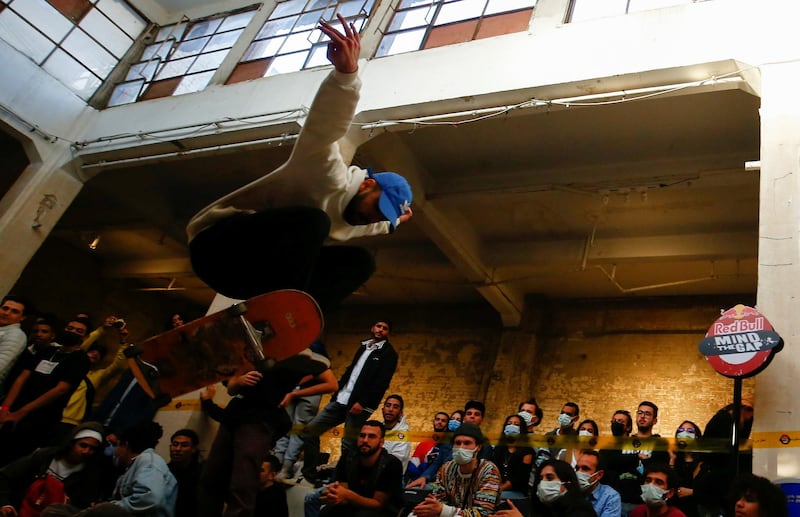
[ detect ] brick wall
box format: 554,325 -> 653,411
319,295 -> 756,460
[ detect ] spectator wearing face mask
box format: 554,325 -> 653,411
522,459 -> 597,517
668,421 -> 702,517
492,414 -> 533,499
559,419 -> 599,467
0,318 -> 91,465
405,411 -> 449,484
405,409 -> 464,489
630,464 -> 685,517
542,402 -> 580,468
600,410 -> 640,516
410,423 -> 500,517
575,449 -> 621,517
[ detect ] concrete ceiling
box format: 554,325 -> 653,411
7,72 -> 761,326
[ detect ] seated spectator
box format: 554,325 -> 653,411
492,414 -> 533,499
0,422 -> 105,515
381,394 -> 410,469
168,429 -> 203,517
405,411 -> 449,483
559,419 -> 599,466
405,409 -> 465,489
449,410 -> 464,430
527,459 -> 597,517
518,398 -> 543,433
110,420 -> 177,517
255,455 -> 288,517
630,464 -> 685,517
575,449 -> 621,517
730,473 -> 788,517
306,420 -> 403,517
669,420 -> 702,517
410,423 -> 500,517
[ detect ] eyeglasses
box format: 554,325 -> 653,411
636,410 -> 654,417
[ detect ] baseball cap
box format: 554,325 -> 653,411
368,169 -> 412,229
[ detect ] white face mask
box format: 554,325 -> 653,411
576,471 -> 598,492
578,429 -> 593,437
537,480 -> 565,503
504,424 -> 521,436
452,447 -> 475,465
676,430 -> 696,439
641,483 -> 669,505
557,413 -> 574,427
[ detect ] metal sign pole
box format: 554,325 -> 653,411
732,377 -> 742,476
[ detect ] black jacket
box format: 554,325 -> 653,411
335,340 -> 398,412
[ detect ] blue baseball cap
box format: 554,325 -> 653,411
368,170 -> 412,229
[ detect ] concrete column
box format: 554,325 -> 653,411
754,60 -> 800,480
0,137 -> 83,298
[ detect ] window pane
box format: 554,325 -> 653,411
243,37 -> 286,60
218,10 -> 255,31
156,56 -> 193,79
186,18 -> 222,39
265,50 -> 307,76
62,29 -> 117,77
295,10 -> 321,31
141,40 -> 172,60
173,70 -> 214,95
435,0 -> 486,25
307,0 -> 334,10
43,48 -> 101,99
126,60 -> 158,80
398,0 -> 434,7
281,29 -> 313,53
337,0 -> 369,17
80,7 -> 131,57
388,6 -> 431,31
271,0 -> 307,18
156,22 -> 187,42
256,15 -> 297,39
205,29 -> 242,52
569,0 -> 628,21
375,28 -> 425,56
485,0 -> 535,15
96,0 -> 146,38
108,79 -> 143,106
172,35 -> 210,59
11,0 -> 72,41
188,48 -> 227,72
305,43 -> 328,67
0,9 -> 55,62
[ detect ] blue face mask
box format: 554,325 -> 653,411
104,444 -> 116,458
503,424 -> 521,436
448,419 -> 461,432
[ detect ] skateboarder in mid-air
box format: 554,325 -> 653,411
187,13 -> 413,309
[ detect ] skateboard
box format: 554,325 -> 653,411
137,289 -> 324,398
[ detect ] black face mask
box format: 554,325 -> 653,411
611,421 -> 627,437
57,330 -> 84,348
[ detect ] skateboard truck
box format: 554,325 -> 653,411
227,301 -> 276,370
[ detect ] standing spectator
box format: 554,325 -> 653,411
0,296 -> 29,391
0,318 -> 91,465
669,421 -> 702,517
301,320 -> 398,483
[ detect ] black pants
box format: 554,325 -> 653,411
189,207 -> 376,309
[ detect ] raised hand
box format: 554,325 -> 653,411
318,13 -> 360,74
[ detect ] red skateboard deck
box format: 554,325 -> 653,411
139,289 -> 323,397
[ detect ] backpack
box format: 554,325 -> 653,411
19,473 -> 67,517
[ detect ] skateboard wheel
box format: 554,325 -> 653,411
226,303 -> 248,317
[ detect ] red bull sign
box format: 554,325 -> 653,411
699,304 -> 782,378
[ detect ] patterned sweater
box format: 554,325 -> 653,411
433,459 -> 501,517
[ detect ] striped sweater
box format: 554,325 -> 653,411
433,459 -> 501,517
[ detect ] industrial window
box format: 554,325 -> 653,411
107,7 -> 256,106
0,0 -> 146,100
375,0 -> 535,58
227,0 -> 376,84
568,0 -> 712,22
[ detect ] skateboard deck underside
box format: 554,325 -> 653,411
140,290 -> 323,397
